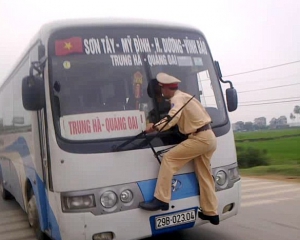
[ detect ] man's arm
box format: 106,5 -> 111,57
151,97 -> 184,132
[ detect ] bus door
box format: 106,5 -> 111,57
36,108 -> 52,232
37,109 -> 48,188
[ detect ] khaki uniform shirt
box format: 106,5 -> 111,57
156,90 -> 211,134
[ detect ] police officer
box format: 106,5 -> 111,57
139,72 -> 219,225
147,78 -> 171,123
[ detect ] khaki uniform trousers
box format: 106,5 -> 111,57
154,129 -> 218,216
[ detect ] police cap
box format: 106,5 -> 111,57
156,73 -> 181,87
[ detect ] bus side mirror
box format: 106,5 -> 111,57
22,75 -> 45,111
226,87 -> 238,112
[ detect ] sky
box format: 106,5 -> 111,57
0,0 -> 299,124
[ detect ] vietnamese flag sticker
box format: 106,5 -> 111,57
55,37 -> 83,56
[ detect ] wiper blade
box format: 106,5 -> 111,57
112,131 -> 145,152
112,130 -> 162,163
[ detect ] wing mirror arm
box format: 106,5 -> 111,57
214,61 -> 238,112
29,56 -> 48,76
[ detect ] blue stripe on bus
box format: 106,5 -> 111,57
137,173 -> 200,236
4,137 -> 61,240
137,172 -> 199,202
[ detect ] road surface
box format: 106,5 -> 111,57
1,177 -> 299,240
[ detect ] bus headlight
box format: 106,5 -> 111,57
100,191 -> 118,208
120,190 -> 133,203
215,170 -> 227,186
63,194 -> 95,210
228,167 -> 239,180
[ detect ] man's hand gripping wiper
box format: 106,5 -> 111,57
112,95 -> 195,164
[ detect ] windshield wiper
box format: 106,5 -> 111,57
112,95 -> 195,163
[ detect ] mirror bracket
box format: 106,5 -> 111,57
29,56 -> 48,76
214,61 -> 234,88
214,61 -> 238,112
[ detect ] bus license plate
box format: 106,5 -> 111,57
155,210 -> 196,229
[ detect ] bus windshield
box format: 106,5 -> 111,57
48,26 -> 227,142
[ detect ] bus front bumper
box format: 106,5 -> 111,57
55,179 -> 241,240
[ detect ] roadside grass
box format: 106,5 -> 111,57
240,165 -> 300,177
234,128 -> 300,178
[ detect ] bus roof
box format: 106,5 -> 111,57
39,18 -> 203,35
0,18 -> 205,90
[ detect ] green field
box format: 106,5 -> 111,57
234,128 -> 300,141
234,128 -> 300,177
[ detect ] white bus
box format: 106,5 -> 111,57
0,19 -> 240,240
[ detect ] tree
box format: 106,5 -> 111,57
290,113 -> 296,121
269,118 -> 277,129
253,117 -> 267,130
244,122 -> 254,131
294,105 -> 300,121
235,121 -> 245,131
294,105 -> 300,114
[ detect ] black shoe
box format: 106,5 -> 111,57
139,197 -> 169,211
198,211 -> 219,225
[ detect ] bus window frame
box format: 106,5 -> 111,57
46,26 -> 232,154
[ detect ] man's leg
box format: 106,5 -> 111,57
192,130 -> 219,224
194,152 -> 218,215
139,135 -> 215,211
153,143 -> 191,203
